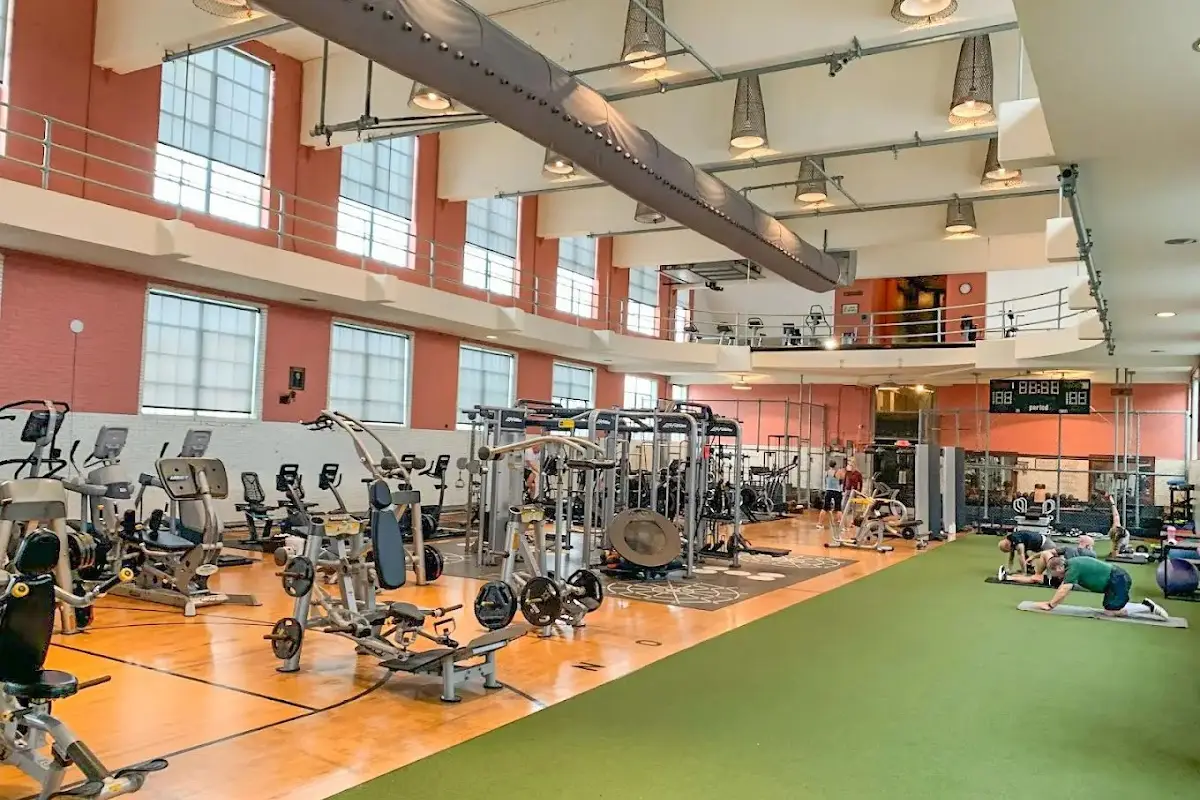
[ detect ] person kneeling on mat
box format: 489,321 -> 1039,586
1037,555 -> 1168,619
998,530 -> 1056,574
999,536 -> 1096,585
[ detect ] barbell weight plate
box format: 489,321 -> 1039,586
266,617 -> 303,661
859,520 -> 886,547
901,527 -> 916,540
423,544 -> 444,581
607,508 -> 682,568
281,556 -> 316,598
566,569 -> 604,609
474,580 -> 517,630
518,576 -> 562,627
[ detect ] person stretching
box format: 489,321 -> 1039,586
998,535 -> 1095,585
817,461 -> 845,529
998,530 -> 1056,573
1037,555 -> 1167,618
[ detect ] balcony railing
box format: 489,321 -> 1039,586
0,100 -> 609,328
617,287 -> 1083,347
0,99 -> 1083,350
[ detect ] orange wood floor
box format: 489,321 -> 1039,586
0,516 -> 928,800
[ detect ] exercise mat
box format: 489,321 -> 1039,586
984,576 -> 1096,593
1017,601 -> 1188,628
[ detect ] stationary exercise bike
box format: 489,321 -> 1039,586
0,531 -> 167,799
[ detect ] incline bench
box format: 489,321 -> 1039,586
380,617 -> 531,703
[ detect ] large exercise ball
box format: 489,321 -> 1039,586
1155,558 -> 1200,596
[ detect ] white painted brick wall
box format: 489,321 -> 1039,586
0,413 -> 472,524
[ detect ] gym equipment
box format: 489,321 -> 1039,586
1016,601 -> 1188,628
475,434 -> 611,630
606,508 -> 682,570
112,457 -> 260,616
233,471 -> 289,554
269,410 -> 526,692
414,455 -> 455,540
0,529 -> 166,799
0,400 -> 70,480
1013,496 -> 1056,536
473,580 -> 518,630
1155,558 -> 1200,601
826,489 -> 894,553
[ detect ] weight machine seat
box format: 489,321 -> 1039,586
386,601 -> 428,627
0,531 -> 62,688
380,625 -> 531,674
3,669 -> 79,701
133,528 -> 198,552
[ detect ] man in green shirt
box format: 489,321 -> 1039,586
1038,555 -> 1168,618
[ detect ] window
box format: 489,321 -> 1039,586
457,345 -> 515,425
154,48 -> 271,227
556,237 -> 596,318
627,268 -> 660,336
673,289 -> 692,342
552,363 -> 595,409
0,0 -> 11,86
337,138 -> 415,268
328,323 -> 410,425
671,383 -> 688,402
464,197 -> 518,296
141,291 -> 261,417
624,375 -> 659,410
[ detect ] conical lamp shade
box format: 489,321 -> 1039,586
981,137 -> 1022,186
795,158 -> 828,204
949,35 -> 995,126
408,82 -> 456,113
621,0 -> 667,70
945,197 -> 977,233
891,0 -> 958,25
634,202 -> 666,224
730,76 -> 769,150
543,148 -> 576,176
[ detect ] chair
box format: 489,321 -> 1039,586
0,530 -> 167,798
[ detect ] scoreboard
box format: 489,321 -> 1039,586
989,379 -> 1091,415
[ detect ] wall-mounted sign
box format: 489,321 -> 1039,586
840,303 -> 859,314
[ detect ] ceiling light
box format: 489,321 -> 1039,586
949,35 -> 995,126
795,158 -> 829,204
945,197 -> 977,234
485,334 -> 499,340
1156,311 -> 1176,318
891,0 -> 958,25
634,201 -> 666,224
1165,237 -> 1197,245
913,384 -> 929,393
408,82 -> 454,112
299,297 -> 317,304
542,148 -> 576,176
192,0 -> 258,18
877,379 -> 900,392
731,377 -> 752,391
729,76 -> 769,150
982,137 -> 1022,186
823,338 -> 838,350
621,0 -> 668,70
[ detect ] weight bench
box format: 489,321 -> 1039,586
379,624 -> 531,702
1017,601 -> 1188,628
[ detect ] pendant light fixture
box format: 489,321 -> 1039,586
877,378 -> 901,392
729,75 -> 769,151
543,148 -> 576,177
891,0 -> 958,25
192,0 -> 257,18
981,137 -> 1022,187
948,35 -> 995,126
945,197 -> 977,234
795,158 -> 828,204
621,0 -> 668,70
408,82 -> 456,113
731,376 -> 753,391
634,202 -> 666,224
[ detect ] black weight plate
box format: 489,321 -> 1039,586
281,556 -> 315,598
1134,545 -> 1149,555
474,580 -> 517,630
267,617 -> 303,660
901,527 -> 916,540
423,544 -> 444,582
566,568 -> 604,608
518,576 -> 562,627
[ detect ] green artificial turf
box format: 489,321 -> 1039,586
335,537 -> 1200,800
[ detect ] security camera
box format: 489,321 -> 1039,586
705,280 -> 723,292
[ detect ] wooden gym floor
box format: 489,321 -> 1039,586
0,516 -> 928,800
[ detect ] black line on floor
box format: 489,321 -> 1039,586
501,682 -> 547,709
80,621 -> 272,631
50,641 -> 319,712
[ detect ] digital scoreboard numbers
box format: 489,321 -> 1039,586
989,379 -> 1091,415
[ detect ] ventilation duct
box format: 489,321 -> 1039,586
250,0 -> 839,293
827,249 -> 858,286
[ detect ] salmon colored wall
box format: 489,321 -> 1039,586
516,350 -> 554,402
936,383 -> 1188,459
944,272 -> 986,343
260,305 -> 333,423
834,279 -> 887,343
596,369 -> 624,408
686,384 -> 872,448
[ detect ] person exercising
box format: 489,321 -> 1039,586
1037,555 -> 1167,619
999,535 -> 1096,584
998,529 -> 1056,573
817,461 -> 845,529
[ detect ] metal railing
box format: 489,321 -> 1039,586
0,98 -> 1082,350
618,287 -> 1084,347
